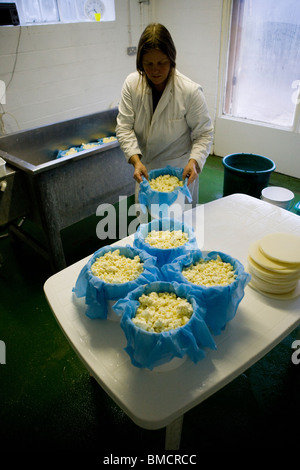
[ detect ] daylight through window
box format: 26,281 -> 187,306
224,0 -> 300,127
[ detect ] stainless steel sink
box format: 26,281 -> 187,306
0,108 -> 135,271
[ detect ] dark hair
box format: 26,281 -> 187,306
136,23 -> 176,75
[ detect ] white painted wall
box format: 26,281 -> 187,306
0,0 -> 153,131
0,0 -> 222,134
214,116 -> 300,178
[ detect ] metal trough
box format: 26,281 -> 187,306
0,108 -> 135,272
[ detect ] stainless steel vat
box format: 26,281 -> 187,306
0,108 -> 135,272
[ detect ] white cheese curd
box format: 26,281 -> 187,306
91,249 -> 143,284
132,291 -> 193,333
145,229 -> 188,249
64,137 -> 117,155
81,142 -> 100,149
64,147 -> 78,155
149,174 -> 183,192
182,255 -> 237,286
102,137 -> 117,143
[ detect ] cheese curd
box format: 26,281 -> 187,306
102,137 -> 117,143
81,143 -> 100,150
91,249 -> 143,284
64,147 -> 78,156
182,255 -> 237,286
149,174 -> 183,192
63,137 -> 117,156
132,292 -> 193,333
145,230 -> 188,249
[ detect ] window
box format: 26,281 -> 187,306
224,0 -> 300,128
3,0 -> 115,25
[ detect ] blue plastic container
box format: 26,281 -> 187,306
222,153 -> 276,198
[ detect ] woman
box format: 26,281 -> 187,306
116,23 -> 213,207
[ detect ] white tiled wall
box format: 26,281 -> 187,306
0,0 -> 222,133
153,0 -> 223,132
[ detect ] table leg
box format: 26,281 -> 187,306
165,415 -> 184,450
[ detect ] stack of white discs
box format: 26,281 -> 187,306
247,232 -> 300,299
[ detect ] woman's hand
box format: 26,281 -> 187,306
129,154 -> 149,183
183,159 -> 200,185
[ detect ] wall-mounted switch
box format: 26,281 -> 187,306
0,81 -> 5,104
127,46 -> 137,56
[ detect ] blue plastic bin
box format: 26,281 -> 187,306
222,153 -> 276,198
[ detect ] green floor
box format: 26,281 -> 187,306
0,155 -> 299,453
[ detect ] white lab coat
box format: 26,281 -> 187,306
116,70 -> 214,205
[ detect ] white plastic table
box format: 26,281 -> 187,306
44,194 -> 300,449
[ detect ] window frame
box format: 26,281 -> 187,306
214,0 -> 300,179
219,0 -> 300,133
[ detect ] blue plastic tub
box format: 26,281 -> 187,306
222,153 -> 276,198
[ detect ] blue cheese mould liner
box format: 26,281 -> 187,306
138,165 -> 192,212
113,281 -> 217,370
162,251 -> 251,335
133,217 -> 198,268
72,245 -> 161,319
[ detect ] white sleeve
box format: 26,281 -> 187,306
186,85 -> 214,172
116,77 -> 142,163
